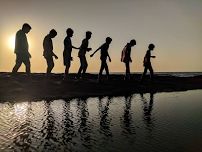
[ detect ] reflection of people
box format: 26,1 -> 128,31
63,28 -> 79,79
43,29 -> 58,77
140,93 -> 154,124
44,101 -> 58,145
77,98 -> 92,146
121,40 -> 136,80
77,31 -> 92,79
122,95 -> 134,134
62,100 -> 75,147
98,97 -> 112,137
141,44 -> 156,83
90,37 -> 112,81
12,23 -> 32,75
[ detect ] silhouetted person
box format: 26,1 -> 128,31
141,44 -> 156,82
12,23 -> 32,75
121,39 -> 136,80
63,28 -> 79,79
77,31 -> 92,79
43,29 -> 58,77
90,37 -> 112,81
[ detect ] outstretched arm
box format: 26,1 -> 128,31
90,46 -> 101,57
87,48 -> 92,52
151,55 -> 156,58
72,46 -> 80,49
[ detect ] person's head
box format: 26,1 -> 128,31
66,28 -> 74,37
106,37 -> 112,44
86,31 -> 92,40
130,39 -> 136,46
49,29 -> 57,38
148,43 -> 155,50
22,23 -> 31,34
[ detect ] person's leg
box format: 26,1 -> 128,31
64,60 -> 71,79
141,66 -> 148,82
148,64 -> 154,81
46,57 -> 54,76
125,62 -> 130,80
65,65 -> 70,76
23,58 -> 31,76
105,61 -> 109,79
12,55 -> 22,74
77,57 -> 83,78
99,60 -> 105,80
82,56 -> 88,77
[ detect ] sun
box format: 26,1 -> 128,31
8,35 -> 15,50
8,34 -> 33,51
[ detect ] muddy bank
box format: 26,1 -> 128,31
0,72 -> 202,101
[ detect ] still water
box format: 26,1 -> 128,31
0,90 -> 202,152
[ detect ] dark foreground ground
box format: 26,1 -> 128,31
0,72 -> 202,101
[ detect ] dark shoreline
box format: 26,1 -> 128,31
0,72 -> 202,101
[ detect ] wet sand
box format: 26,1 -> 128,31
0,72 -> 202,101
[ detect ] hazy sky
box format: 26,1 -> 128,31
0,0 -> 201,73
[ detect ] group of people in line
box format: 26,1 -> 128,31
12,23 -> 156,82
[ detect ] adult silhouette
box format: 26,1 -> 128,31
141,44 -> 156,82
63,28 -> 79,79
90,37 -> 112,81
77,31 -> 92,79
12,23 -> 32,75
121,39 -> 136,80
43,29 -> 58,77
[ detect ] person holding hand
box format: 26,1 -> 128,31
90,37 -> 112,81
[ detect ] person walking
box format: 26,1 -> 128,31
43,29 -> 58,77
63,28 -> 79,79
141,43 -> 156,83
121,39 -> 136,80
90,37 -> 112,81
12,23 -> 32,75
77,31 -> 92,79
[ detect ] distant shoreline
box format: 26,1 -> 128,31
0,72 -> 202,101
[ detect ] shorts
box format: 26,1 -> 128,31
63,54 -> 71,67
16,55 -> 30,66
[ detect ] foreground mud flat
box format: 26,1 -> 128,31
0,72 -> 202,101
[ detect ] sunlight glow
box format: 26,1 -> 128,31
14,102 -> 28,121
8,35 -> 15,50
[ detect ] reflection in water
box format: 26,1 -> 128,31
13,101 -> 36,151
61,99 -> 75,150
98,97 -> 112,137
141,93 -> 155,129
77,97 -> 92,149
121,95 -> 135,135
42,100 -> 58,150
1,90 -> 202,152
